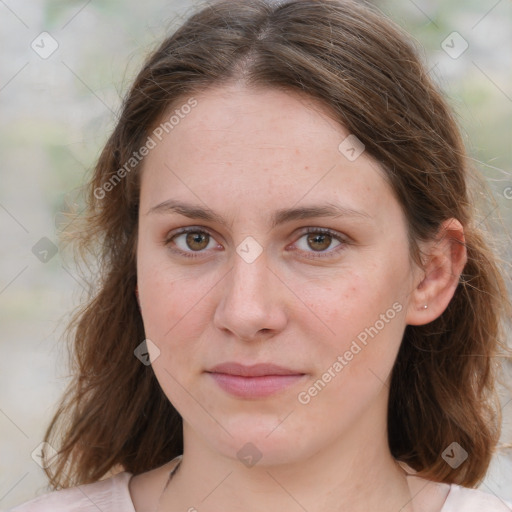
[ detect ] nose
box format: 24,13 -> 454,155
213,250 -> 288,342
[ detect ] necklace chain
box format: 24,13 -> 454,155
154,455 -> 183,512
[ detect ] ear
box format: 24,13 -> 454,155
405,218 -> 467,326
135,284 -> 141,309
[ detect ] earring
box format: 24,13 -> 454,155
423,304 -> 428,309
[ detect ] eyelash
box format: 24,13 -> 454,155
164,226 -> 349,260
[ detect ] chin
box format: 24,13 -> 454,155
195,415 -> 321,468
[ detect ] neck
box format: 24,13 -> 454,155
159,391 -> 420,512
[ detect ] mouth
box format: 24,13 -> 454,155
205,362 -> 307,398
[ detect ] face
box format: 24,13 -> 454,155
136,83 -> 419,466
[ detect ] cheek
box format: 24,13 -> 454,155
301,264 -> 401,338
300,261 -> 408,382
138,267 -> 209,406
137,262 -> 216,378
140,276 -> 204,343
297,296 -> 406,429
137,238 -> 197,330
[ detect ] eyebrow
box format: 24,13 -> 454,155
146,199 -> 372,229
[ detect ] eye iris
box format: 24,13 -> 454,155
186,232 -> 209,251
308,233 -> 331,251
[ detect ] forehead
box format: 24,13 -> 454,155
156,83 -> 347,159
139,83 -> 397,223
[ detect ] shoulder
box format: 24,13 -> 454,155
442,484 -> 512,511
8,472 -> 135,512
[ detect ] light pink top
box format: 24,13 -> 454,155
9,470 -> 512,511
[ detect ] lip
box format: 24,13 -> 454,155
206,362 -> 306,398
207,362 -> 303,377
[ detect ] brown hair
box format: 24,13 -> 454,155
43,0 -> 511,490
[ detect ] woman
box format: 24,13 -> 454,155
11,0 -> 512,510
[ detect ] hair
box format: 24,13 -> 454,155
43,0 -> 511,490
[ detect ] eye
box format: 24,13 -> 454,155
292,228 -> 347,258
165,227 -> 220,258
164,226 -> 348,259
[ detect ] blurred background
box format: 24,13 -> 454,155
1,0 -> 511,509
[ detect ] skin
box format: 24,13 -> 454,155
133,82 -> 467,512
